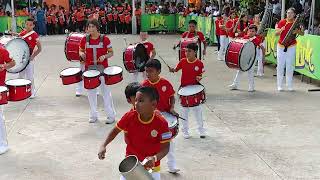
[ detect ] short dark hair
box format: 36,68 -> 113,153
248,24 -> 258,31
137,86 -> 159,102
145,59 -> 161,71
125,82 -> 141,99
186,43 -> 198,52
86,19 -> 100,31
189,20 -> 197,26
26,18 -> 35,24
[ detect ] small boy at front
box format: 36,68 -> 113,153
142,59 -> 180,173
98,87 -> 172,180
169,43 -> 206,139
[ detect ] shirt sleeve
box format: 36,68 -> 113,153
181,32 -> 187,38
1,49 -> 12,63
116,112 -> 131,132
175,59 -> 184,71
104,36 -> 112,49
198,61 -> 205,75
33,32 -> 39,42
277,19 -> 286,29
157,118 -> 172,143
166,80 -> 175,97
79,37 -> 86,51
197,32 -> 206,43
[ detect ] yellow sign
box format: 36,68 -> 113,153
150,16 -> 167,29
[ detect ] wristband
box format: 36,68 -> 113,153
153,155 -> 157,162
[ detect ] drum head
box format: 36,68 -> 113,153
0,37 -> 30,73
178,85 -> 204,96
0,86 -> 8,92
6,79 -> 31,86
83,70 -> 100,77
104,66 -> 123,75
60,67 -> 81,76
239,41 -> 256,72
134,43 -> 149,69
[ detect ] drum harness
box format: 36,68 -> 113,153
86,34 -> 105,73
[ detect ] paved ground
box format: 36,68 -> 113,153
1,34 -> 320,180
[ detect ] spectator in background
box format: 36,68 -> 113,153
36,5 -> 46,36
0,8 -> 5,16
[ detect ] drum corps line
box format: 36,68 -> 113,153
0,6 -> 305,180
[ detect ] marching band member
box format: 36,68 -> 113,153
253,13 -> 265,77
236,14 -> 249,38
98,86 -> 172,180
229,25 -> 265,92
131,32 -> 156,83
225,10 -> 238,42
275,7 -> 304,91
16,18 -> 42,99
79,19 -> 116,123
0,46 -> 16,155
218,13 -> 229,61
169,43 -> 206,139
215,14 -> 222,54
142,59 -> 180,174
180,20 -> 207,57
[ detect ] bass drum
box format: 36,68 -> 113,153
179,38 -> 201,60
123,43 -> 149,73
64,32 -> 85,61
0,36 -> 30,73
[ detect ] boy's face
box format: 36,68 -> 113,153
135,92 -> 156,116
247,28 -> 256,37
185,48 -> 196,59
25,21 -> 35,31
188,23 -> 196,32
140,32 -> 148,41
146,67 -> 160,82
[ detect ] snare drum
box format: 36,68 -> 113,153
6,79 -> 32,101
64,33 -> 85,61
103,66 -> 123,85
178,85 -> 206,107
0,86 -> 8,105
179,38 -> 201,60
83,70 -> 101,89
0,36 -> 30,73
60,67 -> 82,85
123,43 -> 149,73
160,112 -> 179,138
225,39 -> 256,72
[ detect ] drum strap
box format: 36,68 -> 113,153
86,34 -> 104,66
21,30 -> 35,40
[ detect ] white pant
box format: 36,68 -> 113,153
76,63 -> 85,95
180,105 -> 205,135
218,35 -> 229,60
160,112 -> 177,170
256,46 -> 264,76
19,61 -> 35,95
276,45 -> 296,90
0,106 -> 8,148
87,76 -> 115,119
120,172 -> 160,180
131,71 -> 146,83
232,66 -> 255,90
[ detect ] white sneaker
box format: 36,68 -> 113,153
287,88 -> 294,92
0,145 -> 9,155
89,117 -> 98,123
168,168 -> 180,174
105,117 -> 115,124
200,132 -> 206,138
182,133 -> 191,139
76,92 -> 83,97
248,88 -> 255,92
30,94 -> 36,99
277,87 -> 283,92
229,84 -> 238,90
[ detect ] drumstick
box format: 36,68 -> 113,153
168,112 -> 186,121
123,37 -> 128,47
158,55 -> 172,69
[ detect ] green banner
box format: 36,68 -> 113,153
141,14 -> 176,31
0,16 -> 28,33
265,29 -> 320,80
143,14 -> 216,44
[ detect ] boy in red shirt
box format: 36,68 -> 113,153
98,87 -> 172,180
169,43 -> 206,139
0,46 -> 16,155
229,25 -> 265,92
142,59 -> 180,174
18,18 -> 42,98
79,19 -> 116,124
218,13 -> 229,61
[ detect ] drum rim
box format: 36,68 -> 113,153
239,41 -> 256,72
5,78 -> 32,86
64,32 -> 84,61
103,65 -> 123,75
119,155 -> 140,174
0,86 -> 8,92
83,70 -> 101,77
4,37 -> 31,74
123,49 -> 136,73
178,85 -> 205,96
60,67 -> 82,77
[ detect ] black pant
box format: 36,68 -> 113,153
125,23 -> 131,34
216,35 -> 220,51
108,21 -> 115,34
77,21 -> 85,32
58,23 -> 65,34
101,24 -> 107,34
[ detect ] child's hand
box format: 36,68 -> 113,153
169,67 -> 175,73
98,146 -> 107,160
143,156 -> 156,170
196,76 -> 202,82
